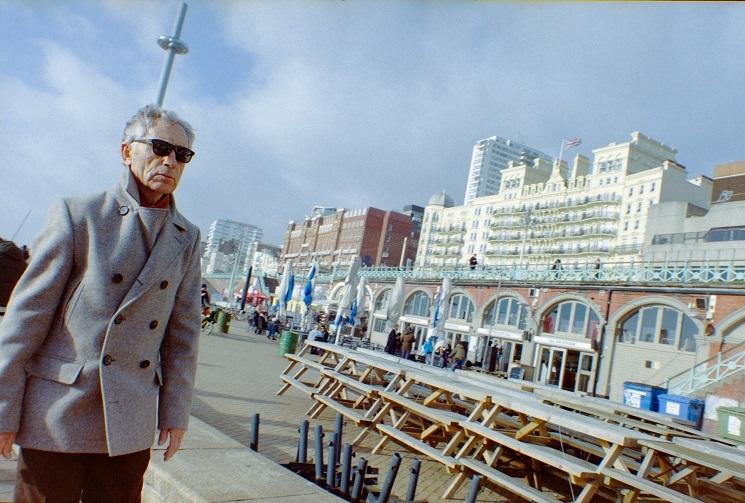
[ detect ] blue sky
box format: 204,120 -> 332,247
2,1 -> 745,246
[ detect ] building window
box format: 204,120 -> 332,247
542,301 -> 600,339
374,290 -> 391,313
448,294 -> 475,323
637,202 -> 642,213
483,296 -> 528,330
624,222 -> 629,231
616,305 -> 697,352
626,205 -> 631,215
628,187 -> 633,196
373,318 -> 387,332
639,185 -> 645,194
404,291 -> 431,318
634,220 -> 640,230
650,182 -> 656,192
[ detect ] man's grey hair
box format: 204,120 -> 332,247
122,104 -> 195,146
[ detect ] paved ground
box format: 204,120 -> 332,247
192,320 -> 518,502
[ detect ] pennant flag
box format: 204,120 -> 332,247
563,138 -> 582,149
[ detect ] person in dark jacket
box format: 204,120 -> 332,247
0,238 -> 28,312
384,324 -> 401,355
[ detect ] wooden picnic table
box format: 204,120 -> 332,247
278,344 -> 740,503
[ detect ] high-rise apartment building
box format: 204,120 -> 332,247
418,132 -> 712,267
283,207 -> 417,271
203,220 -> 263,274
463,136 -> 552,205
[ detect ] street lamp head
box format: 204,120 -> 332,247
157,35 -> 189,55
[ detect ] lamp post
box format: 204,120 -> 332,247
155,2 -> 189,107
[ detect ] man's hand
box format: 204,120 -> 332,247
0,432 -> 16,459
158,428 -> 185,461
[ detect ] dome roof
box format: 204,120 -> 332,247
427,190 -> 455,208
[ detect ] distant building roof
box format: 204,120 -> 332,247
427,191 -> 454,208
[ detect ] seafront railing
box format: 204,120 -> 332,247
314,259 -> 745,286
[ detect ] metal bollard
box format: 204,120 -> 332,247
376,453 -> 402,503
297,419 -> 309,464
340,443 -> 353,495
249,413 -> 260,451
334,413 -> 344,461
326,432 -> 338,487
314,424 -> 324,481
405,458 -> 421,503
464,474 -> 482,503
350,457 -> 368,502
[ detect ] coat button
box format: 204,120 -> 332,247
160,280 -> 168,289
112,273 -> 123,284
118,205 -> 129,216
139,360 -> 150,369
114,314 -> 124,325
103,354 -> 113,366
149,320 -> 159,330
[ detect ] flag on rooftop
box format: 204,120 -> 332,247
563,138 -> 582,149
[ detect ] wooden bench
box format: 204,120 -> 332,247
279,374 -> 317,396
285,353 -> 326,372
378,390 -> 465,429
376,424 -> 458,469
459,458 -> 563,503
460,421 -> 599,482
312,394 -> 372,426
320,369 -> 381,397
600,467 -> 705,503
639,438 -> 745,480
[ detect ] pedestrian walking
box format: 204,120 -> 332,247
594,257 -> 603,279
0,105 -> 200,502
551,258 -> 562,279
401,327 -> 415,360
384,324 -> 401,355
450,342 -> 467,371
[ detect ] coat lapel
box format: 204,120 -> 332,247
117,169 -> 192,308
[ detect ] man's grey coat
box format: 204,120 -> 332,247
0,170 -> 201,456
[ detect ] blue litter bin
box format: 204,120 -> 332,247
658,394 -> 705,429
623,382 -> 667,412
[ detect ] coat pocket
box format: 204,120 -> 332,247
25,354 -> 84,385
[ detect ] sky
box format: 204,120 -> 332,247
2,1 -> 745,247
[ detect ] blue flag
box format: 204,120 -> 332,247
304,264 -> 316,307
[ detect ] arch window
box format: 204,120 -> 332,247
448,294 -> 475,323
616,305 -> 697,352
404,291 -> 431,318
483,296 -> 528,330
374,290 -> 390,313
542,301 -> 599,339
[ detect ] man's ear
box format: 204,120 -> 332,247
121,143 -> 132,166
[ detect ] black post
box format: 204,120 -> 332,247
334,413 -> 344,461
405,458 -> 421,503
314,424 -> 324,481
350,457 -> 368,502
376,453 -> 402,503
326,432 -> 338,487
339,443 -> 353,495
240,265 -> 253,311
249,413 -> 259,451
297,419 -> 309,464
465,474 -> 482,503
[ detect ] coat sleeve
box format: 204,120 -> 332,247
158,230 -> 201,431
0,199 -> 74,432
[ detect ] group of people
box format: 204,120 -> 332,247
385,324 -> 467,371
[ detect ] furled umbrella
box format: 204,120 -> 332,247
277,260 -> 294,320
349,276 -> 367,327
333,257 -> 360,344
385,275 -> 406,332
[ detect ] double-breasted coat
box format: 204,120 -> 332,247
0,170 -> 201,456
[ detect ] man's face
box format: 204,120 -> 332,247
121,120 -> 190,197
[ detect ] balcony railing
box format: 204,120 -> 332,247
665,341 -> 745,395
314,259 -> 745,286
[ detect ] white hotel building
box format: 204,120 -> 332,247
417,132 -> 713,267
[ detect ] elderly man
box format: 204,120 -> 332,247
0,105 -> 201,502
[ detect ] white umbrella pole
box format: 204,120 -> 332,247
334,320 -> 343,345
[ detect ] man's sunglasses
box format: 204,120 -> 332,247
132,138 -> 195,163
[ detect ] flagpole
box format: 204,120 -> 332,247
557,140 -> 565,169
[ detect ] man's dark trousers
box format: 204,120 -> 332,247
15,448 -> 150,503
